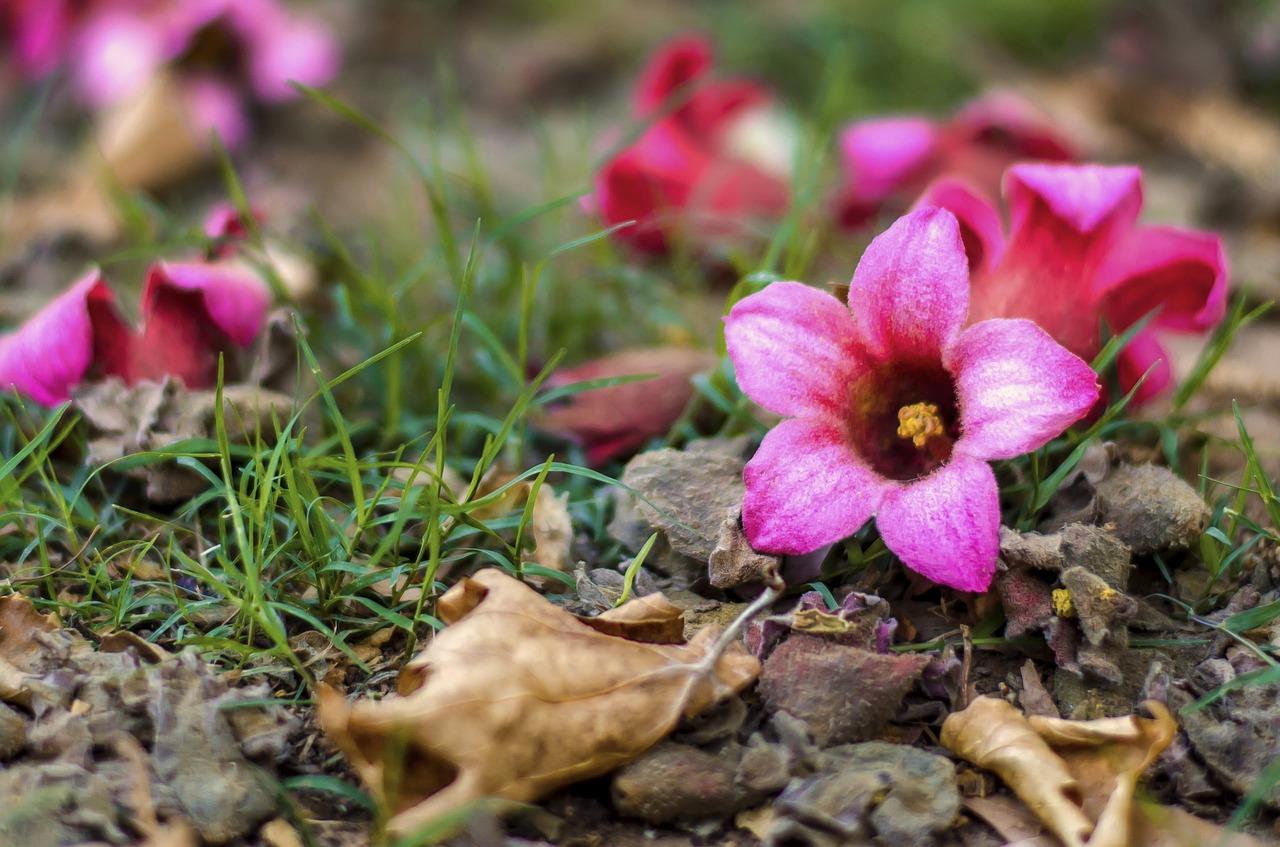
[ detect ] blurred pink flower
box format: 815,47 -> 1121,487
919,163 -> 1228,403
0,261 -> 270,406
590,34 -> 792,256
3,0 -> 339,149
1,0 -> 101,78
837,92 -> 1075,228
724,208 -> 1098,591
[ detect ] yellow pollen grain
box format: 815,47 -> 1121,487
1052,588 -> 1075,618
896,402 -> 945,448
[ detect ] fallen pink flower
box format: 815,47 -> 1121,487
725,208 -> 1099,591
919,163 -> 1228,402
0,262 -> 270,406
837,92 -> 1075,228
534,347 -> 717,466
590,35 -> 792,256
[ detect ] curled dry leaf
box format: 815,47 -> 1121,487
942,696 -> 1247,847
942,696 -> 1099,847
577,592 -> 687,644
317,568 -> 759,836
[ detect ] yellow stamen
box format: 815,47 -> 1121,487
1052,588 -> 1075,618
897,402 -> 945,448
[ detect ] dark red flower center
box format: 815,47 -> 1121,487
846,360 -> 961,481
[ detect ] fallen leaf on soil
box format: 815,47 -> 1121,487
943,696 -> 1258,847
942,696 -> 1103,847
316,568 -> 759,836
533,347 -> 717,466
577,592 -> 687,644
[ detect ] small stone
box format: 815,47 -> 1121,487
0,702 -> 28,760
1095,464 -> 1210,555
611,741 -> 760,825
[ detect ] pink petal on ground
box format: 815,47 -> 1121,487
71,11 -> 168,106
183,75 -> 249,150
848,207 -> 969,363
837,116 -> 938,209
0,271 -> 121,406
970,164 -> 1145,359
1006,163 -> 1142,237
244,13 -> 341,101
875,454 -> 1000,592
1116,329 -> 1174,404
682,78 -> 771,139
592,142 -> 698,255
632,34 -> 713,116
742,417 -> 891,555
1095,225 -> 1228,333
916,178 -> 1006,276
949,318 -> 1099,460
726,281 -> 864,418
144,261 -> 270,346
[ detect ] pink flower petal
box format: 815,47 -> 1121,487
950,318 -> 1099,460
183,75 -> 249,150
726,281 -> 864,418
0,271 -> 123,406
916,178 -> 1006,276
743,417 -> 891,555
243,13 -> 340,102
1116,329 -> 1174,404
971,164 -> 1145,359
848,207 -> 969,362
1095,225 -> 1228,333
632,34 -> 713,116
875,454 -> 999,592
72,11 -> 168,106
837,116 -> 938,211
1006,163 -> 1142,237
144,261 -> 270,346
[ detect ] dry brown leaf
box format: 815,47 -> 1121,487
316,568 -> 759,836
944,697 -> 1261,847
259,818 -> 306,847
1029,704 -> 1176,846
941,696 -> 1094,847
577,592 -> 687,644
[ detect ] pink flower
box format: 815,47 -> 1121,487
0,262 -> 270,406
837,92 -> 1075,228
591,35 -> 792,256
724,208 -> 1099,592
919,163 -> 1228,402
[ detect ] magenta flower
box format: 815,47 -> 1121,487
590,35 -> 792,256
0,0 -> 101,79
724,208 -> 1099,591
919,163 -> 1228,402
836,92 -> 1075,229
0,262 -> 270,406
5,0 -> 339,149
